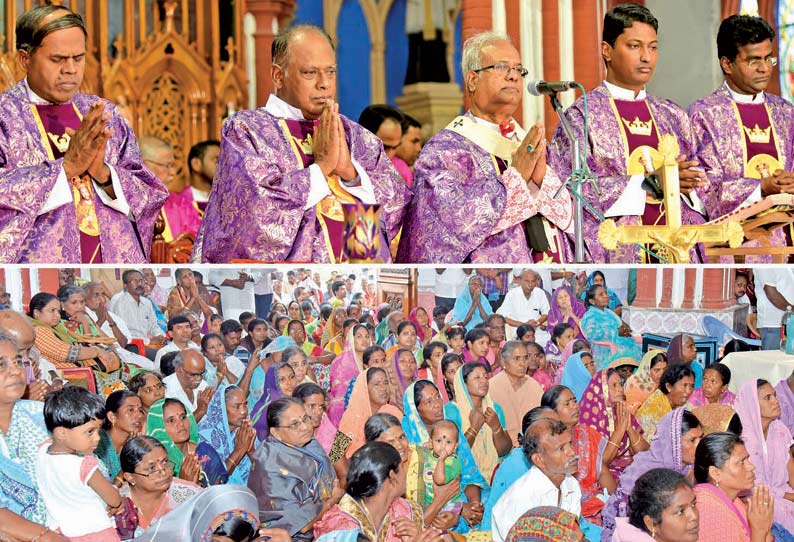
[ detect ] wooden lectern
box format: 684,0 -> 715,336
702,193 -> 794,263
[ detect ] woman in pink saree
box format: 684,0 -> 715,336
328,324 -> 371,426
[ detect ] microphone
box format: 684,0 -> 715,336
526,80 -> 579,96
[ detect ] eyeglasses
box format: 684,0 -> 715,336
274,63 -> 338,81
0,357 -> 24,374
144,159 -> 177,170
473,63 -> 529,78
134,459 -> 175,477
278,415 -> 312,431
735,56 -> 778,69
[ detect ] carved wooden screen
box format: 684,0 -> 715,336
1,0 -> 248,175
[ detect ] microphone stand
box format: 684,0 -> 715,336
549,88 -> 599,263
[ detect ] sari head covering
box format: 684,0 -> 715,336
560,352 -> 591,401
393,348 -> 418,397
400,380 -> 490,533
625,349 -> 666,413
601,408 -> 692,542
505,506 -> 580,542
197,385 -> 257,485
451,363 -> 503,482
408,307 -> 433,342
692,404 -> 737,435
251,362 -> 293,441
666,334 -> 703,388
734,380 -> 794,512
374,304 -> 393,345
131,484 -> 259,542
145,397 -> 199,476
338,367 -> 404,459
547,286 -> 586,330
451,276 -> 493,332
248,336 -> 297,411
580,271 -> 622,311
328,325 -> 367,426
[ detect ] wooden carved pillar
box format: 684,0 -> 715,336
247,0 -> 297,108
378,269 -> 418,316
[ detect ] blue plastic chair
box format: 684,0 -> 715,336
702,315 -> 762,348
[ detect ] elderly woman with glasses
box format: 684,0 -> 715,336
116,436 -> 201,539
248,397 -> 343,541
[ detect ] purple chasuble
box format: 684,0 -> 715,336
31,103 -> 102,263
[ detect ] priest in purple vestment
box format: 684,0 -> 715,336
397,31 -> 574,264
549,3 -> 708,264
688,14 -> 794,262
0,6 -> 167,263
194,25 -> 409,263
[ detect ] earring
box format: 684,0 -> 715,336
714,479 -> 720,487
651,526 -> 655,539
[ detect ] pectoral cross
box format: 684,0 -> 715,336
597,134 -> 744,263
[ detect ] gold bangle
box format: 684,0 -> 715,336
606,440 -> 619,449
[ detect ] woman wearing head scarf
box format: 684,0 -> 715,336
246,335 -> 297,411
733,378 -> 794,535
578,370 -> 649,481
505,506 -> 583,542
402,380 -> 490,534
328,324 -> 371,426
196,385 -> 258,486
145,398 -> 202,484
559,351 -> 596,401
445,362 -> 510,483
131,485 -> 259,542
285,319 -> 334,389
409,307 -> 436,346
580,271 -> 623,316
451,276 -> 493,332
601,408 -> 704,542
251,362 -> 298,441
666,334 -> 703,388
336,368 -> 403,459
625,350 -> 667,414
393,348 -> 419,401
547,286 -> 586,340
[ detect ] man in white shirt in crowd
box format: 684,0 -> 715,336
754,268 -> 794,350
219,319 -> 248,377
83,281 -> 153,370
254,270 -> 275,320
434,268 -> 472,315
498,269 -> 551,345
154,314 -> 201,370
109,270 -> 166,358
492,419 -> 581,542
163,349 -> 213,421
209,269 -> 260,322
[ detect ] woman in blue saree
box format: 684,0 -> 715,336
402,379 -> 490,534
197,384 -> 258,485
451,276 -> 493,332
579,271 -> 623,315
581,284 -> 641,370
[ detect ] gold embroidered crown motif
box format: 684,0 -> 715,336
622,116 -> 653,137
48,132 -> 71,154
292,133 -> 314,155
743,124 -> 771,145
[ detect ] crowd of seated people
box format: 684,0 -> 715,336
0,266 -> 790,542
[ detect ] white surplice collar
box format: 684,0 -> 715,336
264,94 -> 308,120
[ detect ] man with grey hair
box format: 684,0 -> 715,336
140,137 -> 201,243
0,5 -> 167,263
163,348 -> 213,421
497,269 -> 551,345
195,24 -> 409,263
397,31 -> 574,263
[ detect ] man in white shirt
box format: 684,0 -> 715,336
754,268 -> 794,350
254,270 -> 275,320
208,269 -> 259,322
109,270 -> 166,350
163,349 -> 213,421
492,419 -> 581,542
84,281 -> 153,370
498,269 -> 551,345
154,314 -> 201,370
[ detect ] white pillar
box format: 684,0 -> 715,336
557,0 -> 575,108
520,0 -> 544,126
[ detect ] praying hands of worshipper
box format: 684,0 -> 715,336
510,123 -> 548,187
63,101 -> 114,189
313,99 -> 358,183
